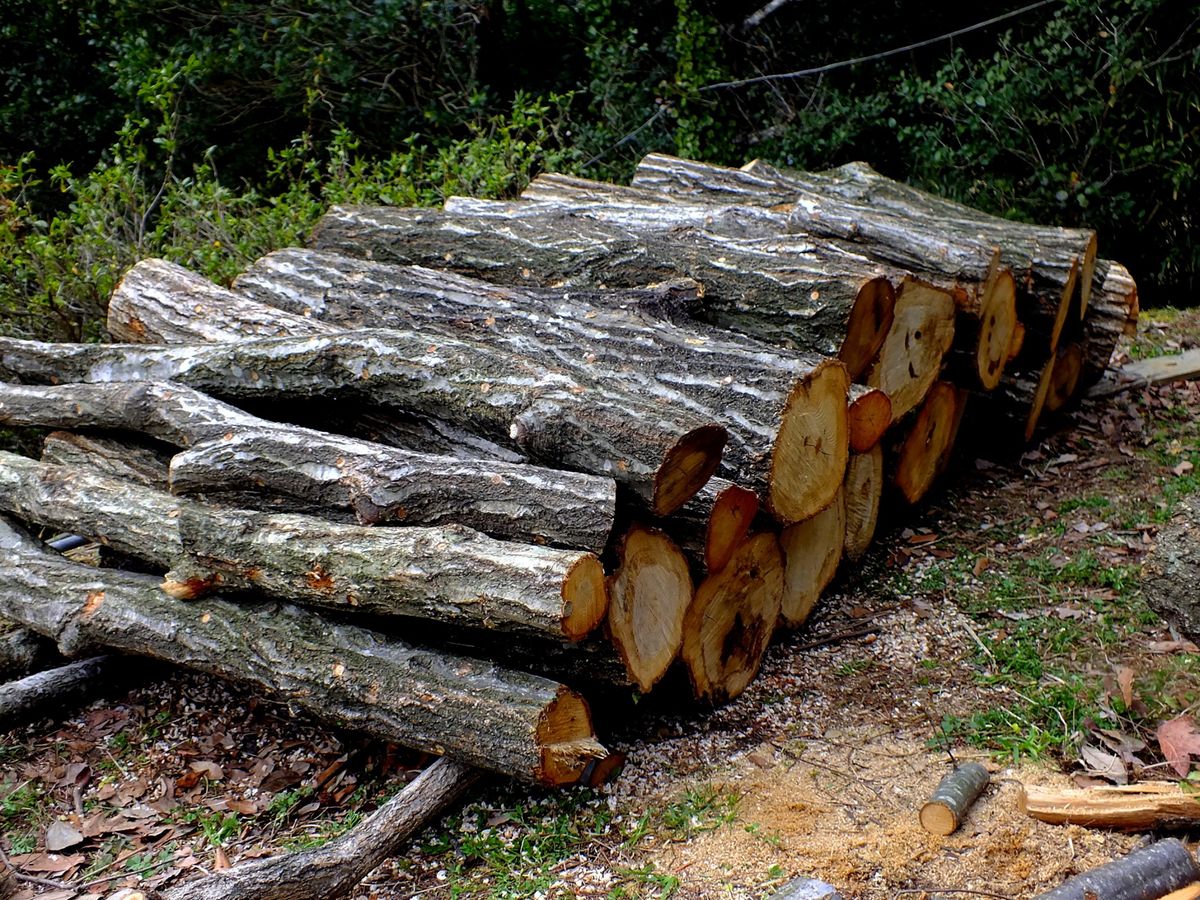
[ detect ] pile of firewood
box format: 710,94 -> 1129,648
0,154 -> 1139,788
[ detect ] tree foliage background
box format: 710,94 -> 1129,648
1,0 -> 1196,339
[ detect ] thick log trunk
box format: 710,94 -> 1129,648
0,383 -> 616,552
0,330 -> 722,517
647,478 -> 759,576
919,762 -> 990,835
40,430 -> 170,489
309,205 -> 896,380
1030,839 -> 1200,900
605,525 -> 693,692
843,446 -> 883,562
779,490 -> 845,628
0,517 -> 607,785
0,625 -> 60,681
156,758 -> 481,900
233,248 -> 853,523
1020,783 -> 1200,830
681,532 -> 783,703
1083,261 -> 1140,386
164,505 -> 608,642
893,382 -> 968,504
0,656 -> 118,727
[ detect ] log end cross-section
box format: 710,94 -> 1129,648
653,424 -> 728,516
869,278 -> 957,423
536,687 -> 611,785
839,276 -> 897,381
976,269 -> 1019,391
779,490 -> 846,628
894,382 -> 967,505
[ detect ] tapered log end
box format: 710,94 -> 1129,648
839,277 -> 896,381
918,801 -> 960,836
705,485 -> 759,575
682,532 -> 783,703
607,525 -> 693,692
653,424 -> 727,516
843,446 -> 883,561
535,687 -> 609,785
779,491 -> 845,628
561,555 -> 608,641
769,360 -> 849,524
848,386 -> 892,452
871,279 -> 957,423
894,382 -> 967,504
976,269 -> 1018,391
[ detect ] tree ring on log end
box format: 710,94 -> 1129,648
869,278 -> 957,423
1044,342 -> 1084,415
839,276 -> 896,381
894,382 -> 965,504
847,386 -> 892,452
843,446 -> 883,561
976,269 -> 1018,391
780,489 -> 846,628
652,424 -> 727,516
535,687 -> 608,785
769,360 -> 849,524
560,555 -> 608,641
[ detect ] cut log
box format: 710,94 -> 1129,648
0,656 -> 118,727
40,430 -> 170,489
233,248 -> 851,523
1030,838 -> 1200,900
1143,494 -> 1200,641
956,266 -> 1020,391
0,625 -> 60,681
779,490 -> 845,628
605,525 -> 693,692
309,205 -> 896,379
0,516 -> 607,785
847,384 -> 892,452
1083,261 -> 1140,389
919,762 -> 990,835
681,532 -> 784,703
1043,342 -> 1085,415
159,757 -> 480,900
163,504 -> 608,642
0,382 -> 616,552
703,482 -> 760,575
0,330 -> 723,517
893,382 -> 968,504
1019,782 -> 1200,830
843,446 -> 883,562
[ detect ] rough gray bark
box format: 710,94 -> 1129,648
1143,494 -> 1200,641
0,516 -> 607,785
919,762 -> 990,835
0,382 -> 616,551
233,248 -> 849,523
0,330 -> 723,516
158,757 -> 481,900
0,656 -> 117,727
1030,838 -> 1200,900
165,505 -> 608,642
309,205 -> 896,378
1083,260 -> 1139,386
40,430 -> 171,488
0,625 -> 60,681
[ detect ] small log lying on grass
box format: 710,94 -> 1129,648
0,625 -> 60,681
0,516 -> 608,785
1019,782 -> 1200,830
41,431 -> 171,489
0,330 -> 724,516
0,656 -> 118,728
0,382 -> 617,552
1030,838 -> 1200,900
919,762 -> 990,835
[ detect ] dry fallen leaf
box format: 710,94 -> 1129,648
1079,744 -> 1128,785
45,820 -> 84,852
1157,716 -> 1200,777
214,847 -> 231,871
1173,460 -> 1194,477
1116,666 -> 1135,708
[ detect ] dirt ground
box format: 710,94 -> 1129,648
2,309 -> 1199,899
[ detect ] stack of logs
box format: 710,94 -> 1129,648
0,154 -> 1139,787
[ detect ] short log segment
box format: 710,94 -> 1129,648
779,490 -> 845,628
0,382 -> 616,552
843,446 -> 883,562
0,656 -> 118,728
1020,782 -> 1200,831
233,248 -> 851,523
309,205 -> 896,379
605,525 -> 693,692
0,330 -> 722,517
919,762 -> 990,835
1030,839 -> 1200,900
0,516 -> 608,785
157,757 -> 482,900
40,430 -> 170,489
0,626 -> 60,681
1083,260 -> 1140,386
681,532 -> 784,703
164,505 -> 608,642
893,382 -> 968,505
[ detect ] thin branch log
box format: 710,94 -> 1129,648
0,656 -> 118,728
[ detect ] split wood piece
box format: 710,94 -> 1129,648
1043,342 -> 1086,415
632,154 -> 1098,317
40,430 -> 170,489
779,490 -> 845,628
164,505 -> 608,642
681,532 -> 784,703
893,382 -> 968,505
0,656 -> 117,728
233,248 -> 850,522
843,446 -> 884,562
0,517 -> 608,785
1090,349 -> 1200,400
0,625 -> 60,681
309,205 -> 896,380
0,382 -> 616,552
1030,838 -> 1200,900
606,525 -> 693,692
1083,260 -> 1140,389
865,277 -> 957,423
919,762 -> 990,835
146,758 -> 481,900
0,331 -> 723,517
1019,782 -> 1200,830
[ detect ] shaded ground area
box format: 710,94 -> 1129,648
2,309 -> 1199,898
